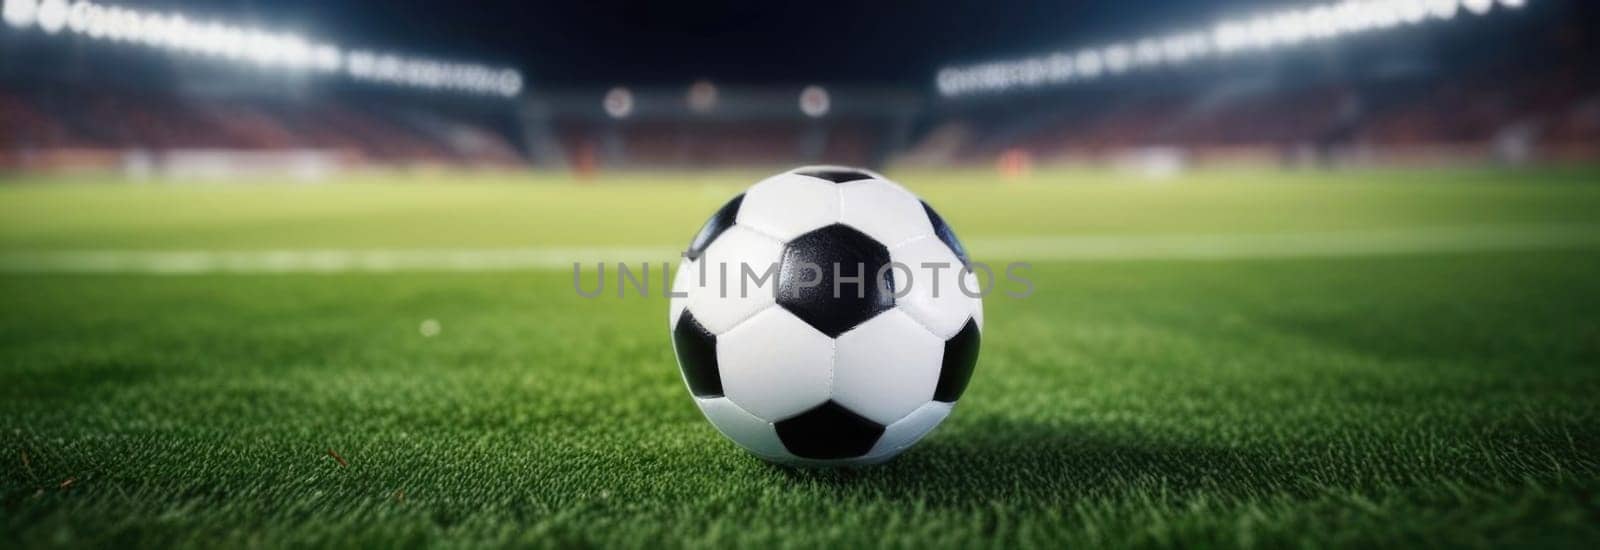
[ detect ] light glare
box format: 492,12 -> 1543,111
603,86 -> 634,119
4,0 -> 37,29
35,0 -> 65,34
1074,50 -> 1102,78
1,0 -> 520,98
1428,0 -> 1461,20
799,85 -> 830,118
937,0 -> 1530,97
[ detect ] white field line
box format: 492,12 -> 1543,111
0,247 -> 682,274
1,224 -> 1597,274
974,223 -> 1600,262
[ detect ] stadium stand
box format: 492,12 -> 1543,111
0,0 -> 1594,176
915,61 -> 1600,168
0,82 -> 524,173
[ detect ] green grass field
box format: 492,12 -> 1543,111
3,168 -> 1600,548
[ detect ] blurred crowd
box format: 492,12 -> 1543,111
923,63 -> 1599,167
0,85 -> 522,171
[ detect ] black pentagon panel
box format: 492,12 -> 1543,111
774,401 -> 887,460
794,167 -> 876,184
777,224 -> 895,338
685,194 -> 744,261
933,318 -> 982,403
672,311 -> 723,398
922,201 -> 972,268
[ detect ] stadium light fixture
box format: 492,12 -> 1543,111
1428,0 -> 1461,20
1397,0 -> 1431,25
686,79 -> 718,113
935,0 -> 1526,97
1075,50 -> 1103,79
35,0 -> 63,33
0,0 -> 523,98
603,86 -> 634,119
798,85 -> 830,118
1102,45 -> 1132,74
1134,39 -> 1163,67
3,0 -> 34,28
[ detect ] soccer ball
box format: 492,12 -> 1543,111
668,166 -> 983,466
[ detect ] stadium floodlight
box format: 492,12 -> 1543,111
1134,39 -> 1163,67
1018,60 -> 1046,86
687,80 -> 718,113
35,0 -> 64,34
4,0 -> 36,29
134,12 -> 164,46
1046,53 -> 1074,80
0,0 -> 524,97
798,85 -> 830,118
935,67 -> 980,96
1257,14 -> 1286,46
313,45 -> 340,72
1161,32 -> 1209,63
1074,50 -> 1103,79
81,3 -> 106,38
603,86 -> 634,119
345,49 -> 521,96
106,5 -> 131,42
1102,45 -> 1132,73
1327,1 -> 1364,35
1397,0 -> 1431,25
63,0 -> 84,33
935,0 -> 1527,97
1427,0 -> 1462,19
1367,0 -> 1404,29
1212,22 -> 1249,54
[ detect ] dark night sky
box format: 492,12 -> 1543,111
207,0 -> 1287,86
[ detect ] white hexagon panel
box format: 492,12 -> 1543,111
685,226 -> 784,335
735,172 -> 841,241
839,178 -> 934,248
890,236 -> 977,340
831,309 -> 943,426
694,397 -> 794,461
715,307 -> 834,422
864,401 -> 954,459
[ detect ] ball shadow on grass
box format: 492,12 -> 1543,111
766,414 -> 1311,508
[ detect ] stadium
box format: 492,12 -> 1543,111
2,0 -> 1598,547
